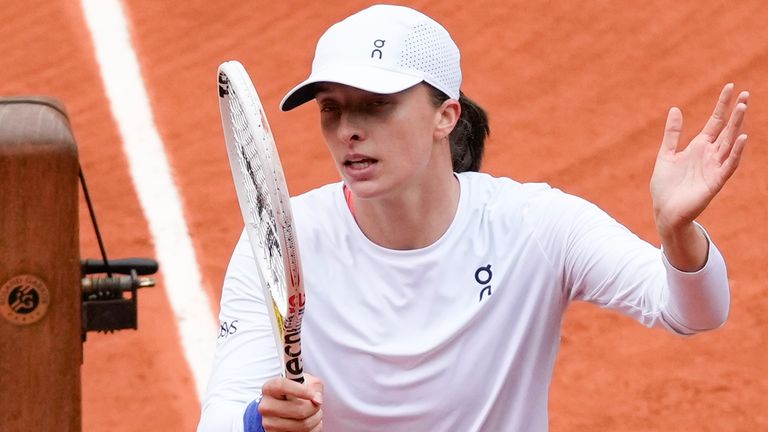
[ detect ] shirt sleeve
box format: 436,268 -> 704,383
530,190 -> 730,334
659,224 -> 730,333
197,230 -> 282,432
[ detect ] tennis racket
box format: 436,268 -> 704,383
217,60 -> 305,384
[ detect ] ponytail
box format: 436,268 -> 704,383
428,86 -> 490,172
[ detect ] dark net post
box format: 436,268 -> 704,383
0,98 -> 81,432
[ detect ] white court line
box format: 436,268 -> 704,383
81,0 -> 216,400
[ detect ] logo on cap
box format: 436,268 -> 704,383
371,39 -> 386,59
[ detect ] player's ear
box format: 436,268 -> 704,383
434,98 -> 460,141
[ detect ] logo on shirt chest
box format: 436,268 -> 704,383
475,264 -> 493,302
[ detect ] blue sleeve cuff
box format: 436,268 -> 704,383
243,398 -> 265,432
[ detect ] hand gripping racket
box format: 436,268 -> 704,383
217,60 -> 305,383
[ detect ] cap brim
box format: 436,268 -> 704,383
279,65 -> 423,111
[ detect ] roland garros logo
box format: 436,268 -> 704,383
0,275 -> 50,325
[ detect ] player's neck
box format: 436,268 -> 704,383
351,171 -> 460,250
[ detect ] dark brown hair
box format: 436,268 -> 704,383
427,85 -> 490,172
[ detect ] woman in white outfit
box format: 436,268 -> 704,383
197,4 -> 750,432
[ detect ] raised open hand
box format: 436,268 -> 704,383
650,83 -> 749,235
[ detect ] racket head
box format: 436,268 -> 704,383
217,60 -> 305,383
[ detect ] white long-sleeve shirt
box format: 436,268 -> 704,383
197,172 -> 729,431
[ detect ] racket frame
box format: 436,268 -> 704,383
217,60 -> 305,383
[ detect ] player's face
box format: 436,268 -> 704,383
315,83 -> 452,199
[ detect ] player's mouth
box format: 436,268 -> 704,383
343,155 -> 378,179
344,155 -> 378,169
345,159 -> 374,169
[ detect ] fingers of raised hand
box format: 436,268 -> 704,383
715,92 -> 749,163
701,83 -> 735,141
718,133 -> 748,181
659,106 -> 684,156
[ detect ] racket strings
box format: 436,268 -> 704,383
227,87 -> 288,312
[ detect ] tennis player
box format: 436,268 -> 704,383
197,4 -> 749,431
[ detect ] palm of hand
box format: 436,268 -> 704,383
650,84 -> 748,232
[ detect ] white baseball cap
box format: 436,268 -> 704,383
280,4 -> 462,111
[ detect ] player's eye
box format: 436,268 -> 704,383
368,98 -> 390,108
319,104 -> 340,113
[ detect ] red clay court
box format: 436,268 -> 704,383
1,1 -> 766,430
